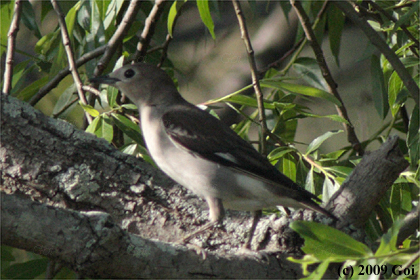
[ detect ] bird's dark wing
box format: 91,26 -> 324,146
161,104 -> 321,204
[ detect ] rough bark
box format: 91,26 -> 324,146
0,95 -> 410,278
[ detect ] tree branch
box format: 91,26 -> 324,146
29,46 -> 106,106
326,135 -> 409,228
93,0 -> 142,76
231,0 -> 268,155
2,0 -> 22,95
134,0 -> 167,63
397,205 -> 420,246
51,0 -> 92,123
290,0 -> 363,156
334,0 -> 420,107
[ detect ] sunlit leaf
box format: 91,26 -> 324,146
168,0 -> 186,37
196,0 -> 215,39
261,80 -> 342,107
79,102 -> 100,117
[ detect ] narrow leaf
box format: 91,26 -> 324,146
21,1 -> 42,39
100,115 -> 114,143
290,221 -> 372,261
371,55 -> 388,119
196,0 -> 215,39
327,4 -> 344,66
261,80 -> 342,107
306,130 -> 343,155
168,0 -> 186,37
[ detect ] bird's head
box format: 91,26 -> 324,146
90,63 -> 180,107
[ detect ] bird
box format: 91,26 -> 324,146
90,63 -> 336,249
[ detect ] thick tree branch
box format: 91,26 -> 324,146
334,1 -> 420,107
2,192 -> 302,279
326,135 -> 409,228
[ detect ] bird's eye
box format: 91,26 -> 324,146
124,69 -> 135,78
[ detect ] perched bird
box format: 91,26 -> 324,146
90,63 -> 336,248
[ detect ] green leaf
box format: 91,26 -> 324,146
281,153 -> 296,182
371,55 -> 389,119
267,147 -> 295,162
306,130 -> 343,155
301,260 -> 331,280
261,80 -> 342,107
290,221 -> 373,261
79,102 -> 100,117
196,0 -> 215,39
305,166 -> 315,194
3,258 -> 49,279
323,166 -> 353,178
111,113 -> 145,146
388,71 -> 404,117
52,83 -> 77,116
220,94 -> 276,109
293,57 -> 327,90
322,177 -> 339,202
15,76 -> 49,101
375,218 -> 405,257
407,105 -> 419,167
21,1 -> 42,39
393,1 -> 419,32
1,1 -> 14,55
327,4 -> 344,66
121,103 -> 138,110
9,60 -> 31,94
299,111 -> 349,125
168,0 -> 186,37
100,115 -> 114,143
86,115 -> 101,134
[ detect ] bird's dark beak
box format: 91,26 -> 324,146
89,75 -> 120,85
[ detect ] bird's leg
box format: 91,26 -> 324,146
243,210 -> 262,250
181,197 -> 224,244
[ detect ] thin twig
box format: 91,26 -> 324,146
134,0 -> 167,63
93,0 -> 142,76
335,0 -> 419,107
51,0 -> 92,123
291,0 -> 363,156
2,0 -> 22,95
29,46 -> 106,106
260,0 -> 330,76
232,0 -> 268,155
82,85 -> 101,97
157,34 -> 173,68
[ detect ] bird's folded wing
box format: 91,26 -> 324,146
161,105 -> 319,203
